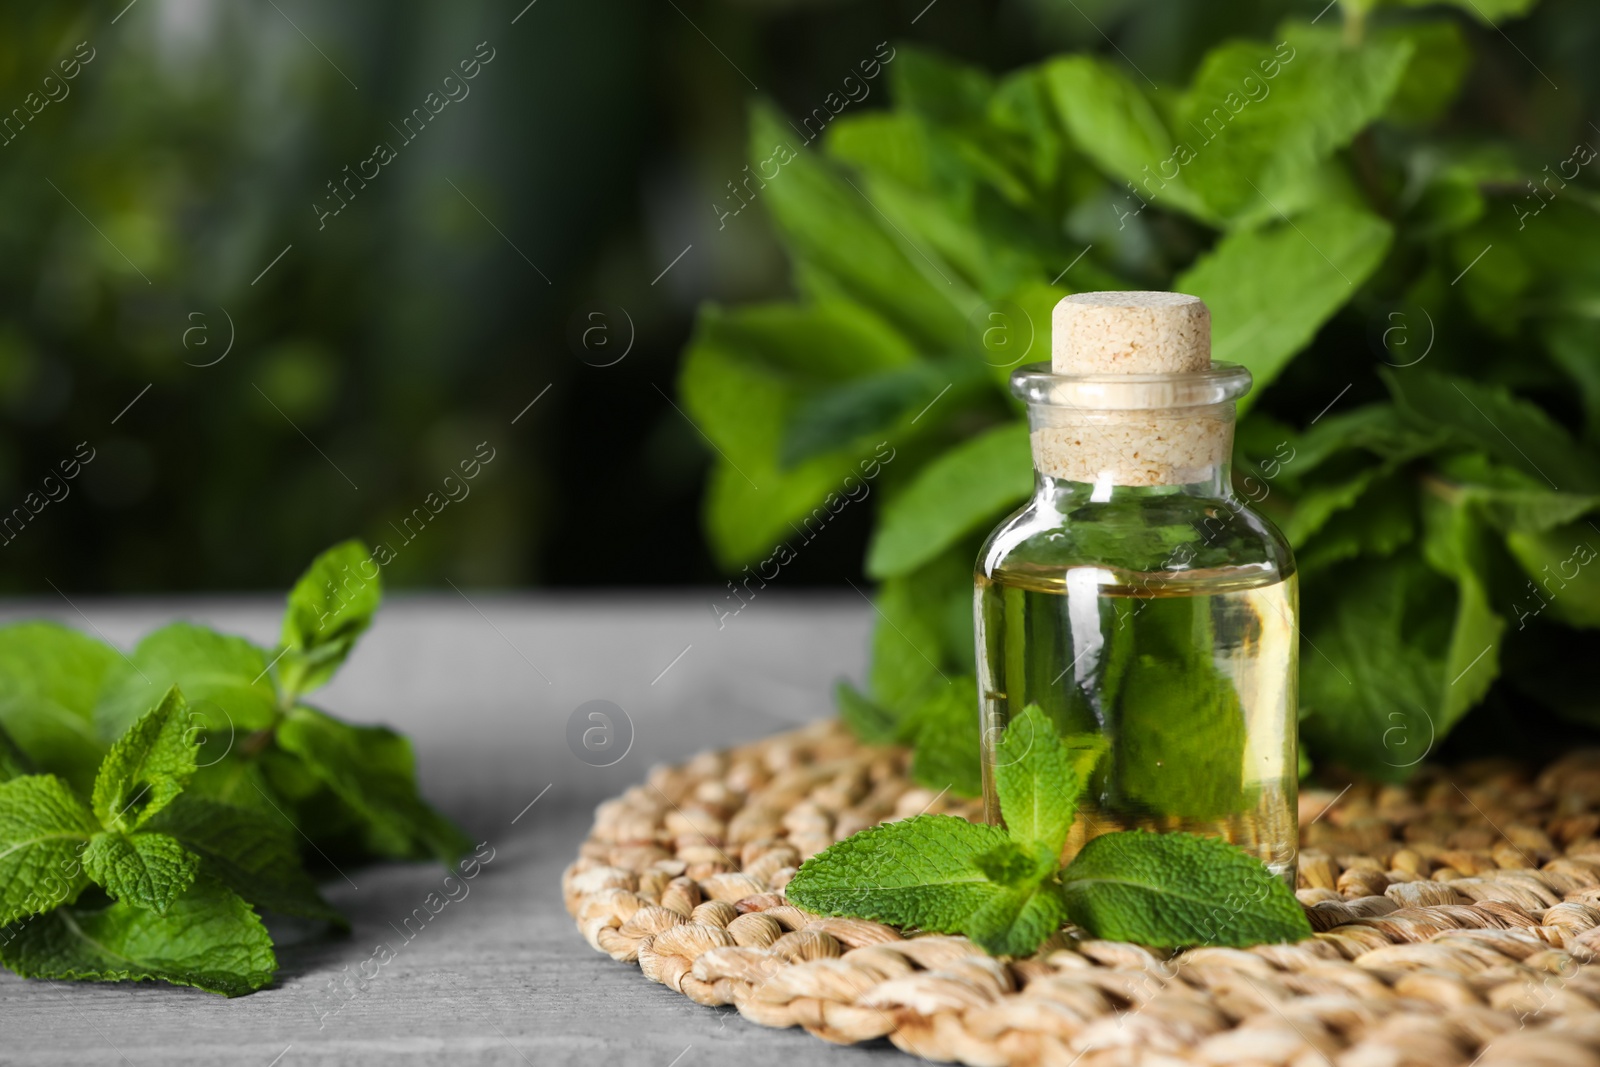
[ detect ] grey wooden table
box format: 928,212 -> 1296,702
0,593 -> 912,1067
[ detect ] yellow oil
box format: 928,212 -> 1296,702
976,564 -> 1298,881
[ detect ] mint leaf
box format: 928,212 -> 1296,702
278,540 -> 382,699
1059,831 -> 1309,948
865,422 -> 1032,580
145,794 -> 345,927
787,815 -> 1066,957
1042,56 -> 1214,223
0,723 -> 35,783
870,543 -> 975,703
680,298 -> 912,567
749,102 -> 968,351
963,881 -> 1067,957
992,704 -> 1079,859
782,359 -> 981,468
1379,20 -> 1470,126
826,111 -> 939,194
0,876 -> 276,996
1383,367 -> 1600,493
1062,732 -> 1109,786
1295,469 -> 1418,575
1178,204 -> 1392,403
886,45 -> 993,124
95,623 -> 278,744
82,831 -> 199,914
1175,29 -> 1411,223
276,705 -> 470,864
92,687 -> 199,832
1505,521 -> 1600,629
1300,553 -> 1451,779
1391,0 -> 1537,24
0,623 -> 117,792
1545,319 -> 1600,445
0,775 -> 98,925
836,681 -> 906,746
1420,490 -> 1506,731
785,814 -> 1012,930
906,679 -> 983,799
869,572 -> 953,713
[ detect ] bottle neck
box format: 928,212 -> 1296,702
1033,458 -> 1235,505
1023,399 -> 1238,493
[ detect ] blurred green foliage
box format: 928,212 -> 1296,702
680,0 -> 1600,779
0,0 -> 657,592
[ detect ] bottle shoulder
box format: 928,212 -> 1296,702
978,491 -> 1295,585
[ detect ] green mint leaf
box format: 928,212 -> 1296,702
1505,520 -> 1600,628
785,814 -> 1013,931
0,622 -> 118,793
1391,0 -> 1536,25
747,102 -> 967,353
963,881 -> 1067,958
885,45 -> 992,124
94,623 -> 278,745
822,110 -> 937,207
1062,732 -> 1109,786
1383,367 -> 1600,493
1420,490 -> 1505,731
278,539 -> 382,699
1299,552 -> 1450,779
0,775 -> 98,925
0,722 -> 36,783
781,360 -> 982,469
1059,831 -> 1310,948
974,838 -> 1057,887
145,794 -> 345,928
1379,20 -> 1470,126
865,422 -> 1032,581
276,705 -> 470,865
82,831 -> 199,914
906,679 -> 983,800
835,681 -> 906,746
1296,471 -> 1418,575
788,816 -> 1065,957
993,704 -> 1079,859
679,296 -> 913,568
868,559 -> 958,713
92,687 -> 199,832
1042,56 -> 1215,224
0,876 -> 276,997
1178,204 -> 1392,406
1175,29 -> 1411,223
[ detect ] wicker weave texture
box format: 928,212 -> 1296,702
564,721 -> 1600,1066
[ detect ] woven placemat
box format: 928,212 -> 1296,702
563,720 -> 1600,1066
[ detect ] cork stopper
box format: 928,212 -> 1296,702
1029,291 -> 1235,487
1052,291 -> 1210,375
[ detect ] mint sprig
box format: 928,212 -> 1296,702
788,704 -> 1310,956
0,540 -> 470,995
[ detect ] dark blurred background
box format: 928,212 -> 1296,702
1,0 -> 1592,592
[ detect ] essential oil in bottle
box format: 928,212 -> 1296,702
975,292 -> 1298,882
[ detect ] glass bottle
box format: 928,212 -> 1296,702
975,292 -> 1298,882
